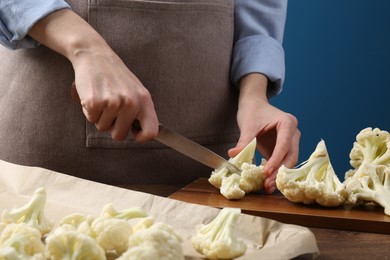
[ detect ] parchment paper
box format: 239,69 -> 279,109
0,159 -> 319,259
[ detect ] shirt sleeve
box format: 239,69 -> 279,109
232,0 -> 288,97
0,0 -> 70,50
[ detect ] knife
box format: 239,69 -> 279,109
132,121 -> 241,174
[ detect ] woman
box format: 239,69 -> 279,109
0,0 -> 299,194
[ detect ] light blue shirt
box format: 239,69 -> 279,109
0,0 -> 287,95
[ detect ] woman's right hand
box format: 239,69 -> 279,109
28,8 -> 159,143
70,45 -> 159,143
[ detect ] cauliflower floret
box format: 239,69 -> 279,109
276,140 -> 347,207
349,127 -> 390,170
55,204 -> 148,256
2,187 -> 54,236
209,138 -> 266,200
45,226 -> 106,260
59,213 -> 93,228
220,174 -> 245,200
343,127 -> 390,215
90,216 -> 133,255
118,222 -> 184,260
239,161 -> 266,193
89,204 -> 148,255
344,164 -> 390,216
191,207 -> 247,260
58,213 -> 94,237
0,223 -> 45,259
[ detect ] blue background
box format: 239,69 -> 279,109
260,1 -> 390,180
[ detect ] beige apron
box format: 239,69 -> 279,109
0,0 -> 239,185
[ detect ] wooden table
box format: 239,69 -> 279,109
123,179 -> 390,259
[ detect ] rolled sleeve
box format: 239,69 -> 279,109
0,0 -> 70,50
232,0 -> 288,97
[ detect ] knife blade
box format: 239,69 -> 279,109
132,121 -> 241,174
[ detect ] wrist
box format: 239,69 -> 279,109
28,9 -> 111,64
238,73 -> 269,104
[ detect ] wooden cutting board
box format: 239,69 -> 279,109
169,178 -> 390,234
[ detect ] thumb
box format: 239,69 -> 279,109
228,132 -> 256,158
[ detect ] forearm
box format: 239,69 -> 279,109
28,8 -> 110,63
0,0 -> 70,49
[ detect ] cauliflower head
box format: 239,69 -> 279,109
45,226 -> 106,260
209,138 -> 266,200
0,223 -> 45,259
276,140 -> 347,207
118,222 -> 184,260
191,207 -> 247,260
2,187 -> 54,236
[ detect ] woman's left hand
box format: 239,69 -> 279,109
228,73 -> 301,194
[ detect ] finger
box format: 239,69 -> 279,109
264,170 -> 278,194
82,106 -> 101,123
109,109 -> 138,141
264,116 -> 298,176
94,100 -> 122,132
131,105 -> 159,143
71,82 -> 102,123
264,129 -> 300,194
281,129 -> 300,168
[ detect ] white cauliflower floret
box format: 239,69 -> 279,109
239,161 -> 266,193
349,127 -> 390,170
343,127 -> 390,215
344,164 -> 390,216
0,223 -> 45,260
191,207 -> 247,260
209,138 -> 266,200
90,216 -> 133,255
56,204 -> 147,256
220,174 -> 245,200
118,222 -> 184,260
276,140 -> 347,207
2,187 -> 54,236
45,226 -> 106,260
58,213 -> 94,237
90,203 -> 148,255
59,213 -> 93,228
